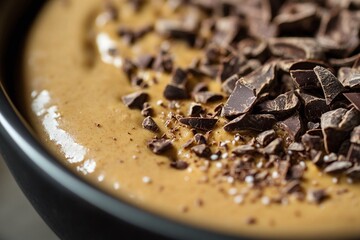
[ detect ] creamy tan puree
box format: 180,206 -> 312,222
22,0 -> 360,238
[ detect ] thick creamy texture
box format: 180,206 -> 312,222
23,0 -> 360,238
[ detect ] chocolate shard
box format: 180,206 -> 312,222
287,165 -> 305,180
350,126 -> 360,144
282,180 -> 302,194
268,38 -> 323,59
219,55 -> 243,82
142,116 -> 160,133
346,165 -> 360,179
147,138 -> 173,154
258,91 -> 299,117
188,103 -> 204,117
179,117 -> 217,131
307,189 -> 328,204
193,91 -> 223,104
212,16 -> 241,47
222,74 -> 239,95
163,84 -> 188,100
256,129 -> 276,146
191,144 -> 212,158
277,112 -> 303,141
346,144 -> 360,163
122,58 -> 137,80
288,142 -> 305,152
238,38 -> 267,59
243,63 -> 276,96
155,19 -> 197,45
232,145 -> 257,155
224,114 -> 276,132
338,107 -> 360,132
324,161 -> 352,174
298,92 -> 330,122
263,138 -> 283,155
313,66 -> 345,105
122,91 -> 149,110
222,80 -> 257,118
343,92 -> 360,111
153,51 -> 173,73
290,69 -> 320,90
170,160 -> 189,170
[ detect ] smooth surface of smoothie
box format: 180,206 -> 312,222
22,0 -> 360,238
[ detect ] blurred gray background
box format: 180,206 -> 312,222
0,157 -> 58,240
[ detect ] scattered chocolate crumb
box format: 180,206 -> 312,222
170,160 -> 189,170
307,189 -> 328,204
147,137 -> 173,154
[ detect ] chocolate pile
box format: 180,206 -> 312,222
117,0 -> 360,204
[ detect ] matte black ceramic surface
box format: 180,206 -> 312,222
0,1 -> 242,239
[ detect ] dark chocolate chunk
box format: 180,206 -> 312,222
287,165 -> 305,180
219,55 -> 242,82
321,108 -> 348,153
290,69 -> 321,90
277,112 -> 303,141
153,52 -> 173,73
307,189 -> 328,204
179,117 -> 217,131
212,17 -> 240,47
193,91 -> 223,104
288,142 -> 305,152
258,91 -> 299,117
313,66 -> 345,105
268,38 -> 322,59
155,19 -> 197,45
164,84 -> 188,100
263,138 -> 283,155
256,129 -> 276,146
191,144 -> 212,158
222,81 -> 257,118
343,92 -> 360,111
298,92 -> 330,122
131,76 -> 148,89
324,161 -> 352,174
232,145 -> 257,156
301,133 -> 323,151
346,144 -> 360,163
238,38 -> 267,59
122,91 -> 149,110
142,116 -> 159,133
205,44 -> 222,64
243,63 -> 276,96
282,180 -> 302,194
170,160 -> 189,170
147,138 -> 173,154
338,68 -> 360,89
221,74 -> 239,95
188,103 -> 204,117
224,114 -> 276,132
321,108 -> 360,153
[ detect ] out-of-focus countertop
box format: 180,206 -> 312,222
0,157 -> 58,240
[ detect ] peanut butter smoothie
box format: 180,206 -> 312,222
22,0 -> 360,238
